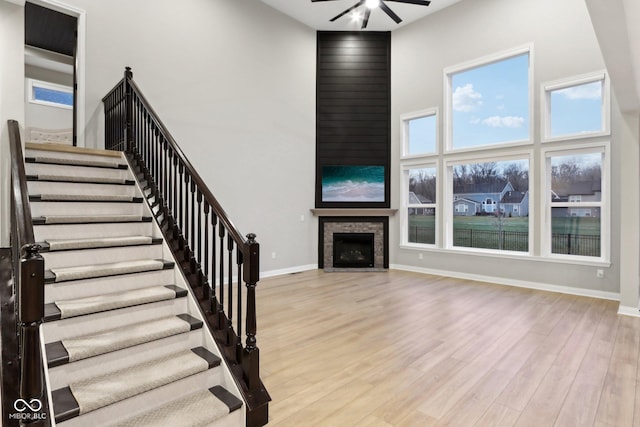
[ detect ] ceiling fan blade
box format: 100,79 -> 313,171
386,0 -> 431,6
379,1 -> 402,24
330,0 -> 365,22
362,7 -> 371,29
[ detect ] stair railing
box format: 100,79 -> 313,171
102,68 -> 270,427
3,119 -> 48,426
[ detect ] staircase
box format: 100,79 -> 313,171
25,142 -> 244,426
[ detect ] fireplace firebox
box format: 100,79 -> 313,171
333,233 -> 375,268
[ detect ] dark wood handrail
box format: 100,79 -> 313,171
5,119 -> 47,426
102,68 -> 269,427
125,78 -> 247,246
8,120 -> 35,247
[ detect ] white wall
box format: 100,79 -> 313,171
25,65 -> 74,132
58,0 -> 318,273
391,0 -> 627,297
0,1 -> 25,246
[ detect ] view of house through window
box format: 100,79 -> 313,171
549,151 -> 603,257
452,159 -> 529,252
407,167 -> 436,244
400,45 -> 608,261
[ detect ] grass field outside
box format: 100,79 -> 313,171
408,214 -> 601,256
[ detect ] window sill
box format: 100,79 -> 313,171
399,244 -> 611,268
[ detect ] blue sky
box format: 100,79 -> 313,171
406,53 -> 603,152
451,53 -> 530,149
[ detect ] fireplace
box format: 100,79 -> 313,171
316,216 -> 390,271
333,233 -> 375,268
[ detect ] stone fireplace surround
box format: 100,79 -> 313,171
311,209 -> 396,271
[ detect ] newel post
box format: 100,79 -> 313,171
124,67 -> 134,154
18,244 -> 45,409
242,233 -> 260,391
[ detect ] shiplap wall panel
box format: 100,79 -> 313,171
315,31 -> 391,208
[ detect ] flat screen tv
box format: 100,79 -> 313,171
321,165 -> 385,203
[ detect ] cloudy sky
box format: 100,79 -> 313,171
451,52 -> 530,149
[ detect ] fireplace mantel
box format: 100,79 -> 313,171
310,209 -> 397,217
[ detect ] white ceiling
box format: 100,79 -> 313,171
261,0 -> 463,32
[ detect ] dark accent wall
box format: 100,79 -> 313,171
315,31 -> 391,208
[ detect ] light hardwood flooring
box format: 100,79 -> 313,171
257,269 -> 639,426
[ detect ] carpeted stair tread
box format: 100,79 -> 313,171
108,386 -> 240,427
40,235 -> 159,251
25,156 -> 128,169
43,285 -> 187,321
52,347 -> 220,421
45,259 -> 174,283
30,194 -> 143,203
27,174 -> 134,185
46,314 -> 203,366
33,215 -> 152,225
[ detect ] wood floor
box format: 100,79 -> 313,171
257,269 -> 640,427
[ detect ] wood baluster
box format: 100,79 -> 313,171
172,153 -> 178,238
183,173 -> 191,262
236,250 -> 243,362
190,179 -> 197,272
177,162 -> 184,246
227,235 -> 234,346
243,233 -> 260,391
162,138 -> 169,222
203,201 -> 210,299
197,190 -> 203,283
211,213 -> 219,324
218,225 -> 226,327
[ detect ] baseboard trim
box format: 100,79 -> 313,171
390,263 -> 620,302
617,305 -> 640,317
261,264 -> 318,279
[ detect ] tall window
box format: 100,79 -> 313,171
446,47 -> 531,151
405,166 -> 437,245
449,157 -> 530,253
545,147 -> 607,260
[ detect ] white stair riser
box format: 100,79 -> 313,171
28,181 -> 138,198
48,329 -> 205,389
34,222 -> 155,242
44,269 -> 175,303
206,409 -> 243,427
42,244 -> 164,269
42,297 -> 188,342
25,149 -> 125,165
57,369 -> 224,427
30,201 -> 145,218
25,163 -> 130,181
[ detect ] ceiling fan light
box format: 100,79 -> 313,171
365,0 -> 380,9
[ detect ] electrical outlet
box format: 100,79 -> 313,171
272,252 -> 276,259
419,253 -> 424,260
300,215 -> 305,222
596,269 -> 604,278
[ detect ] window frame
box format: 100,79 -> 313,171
26,78 -> 74,110
443,44 -> 534,154
542,142 -> 610,262
401,161 -> 439,248
541,71 -> 610,143
444,150 -> 534,255
400,108 -> 439,159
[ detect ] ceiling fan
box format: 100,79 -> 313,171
311,0 -> 431,29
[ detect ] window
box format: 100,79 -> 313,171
449,157 -> 530,253
545,147 -> 607,259
27,78 -> 73,109
401,109 -> 437,157
405,166 -> 437,245
542,72 -> 609,142
445,46 -> 531,151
